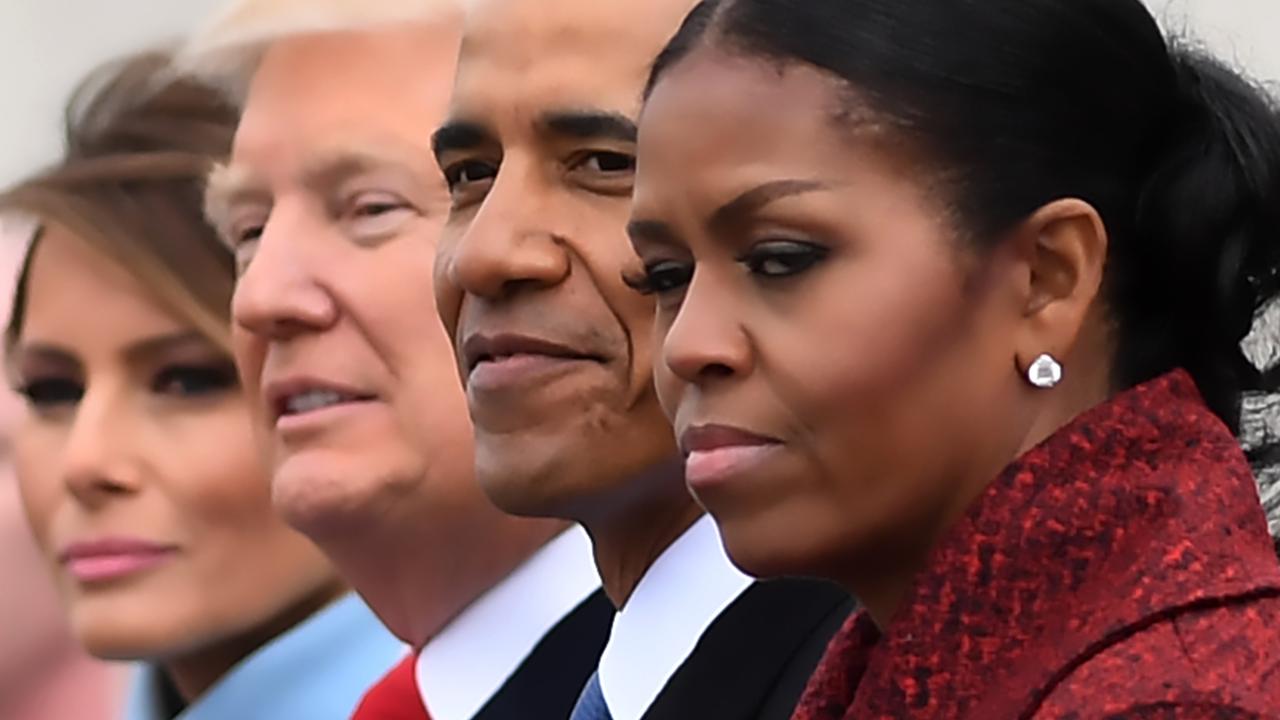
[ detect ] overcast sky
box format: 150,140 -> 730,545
0,0 -> 1277,187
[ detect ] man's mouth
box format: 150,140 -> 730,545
280,389 -> 368,416
462,332 -> 604,374
267,379 -> 378,422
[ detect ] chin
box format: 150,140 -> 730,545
270,451 -> 417,540
714,509 -> 835,582
70,606 -> 185,662
476,456 -> 571,519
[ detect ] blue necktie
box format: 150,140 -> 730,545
569,672 -> 613,720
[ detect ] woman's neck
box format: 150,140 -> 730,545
165,580 -> 346,701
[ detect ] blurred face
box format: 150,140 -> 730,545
11,225 -> 338,660
214,23 -> 482,538
0,222 -> 73,695
433,0 -> 698,519
630,50 -> 1030,579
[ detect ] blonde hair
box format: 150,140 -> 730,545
177,0 -> 464,105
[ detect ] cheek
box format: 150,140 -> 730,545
160,404 -> 275,536
652,317 -> 682,423
433,223 -> 466,335
361,239 -> 463,386
231,328 -> 265,406
768,254 -> 981,467
12,423 -> 65,547
580,231 -> 661,394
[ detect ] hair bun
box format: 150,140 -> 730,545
1126,46 -> 1280,427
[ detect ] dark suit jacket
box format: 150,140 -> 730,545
641,578 -> 853,720
794,371 -> 1280,720
351,589 -> 612,720
474,588 -> 613,719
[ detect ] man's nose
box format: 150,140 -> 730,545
232,208 -> 339,341
442,166 -> 572,301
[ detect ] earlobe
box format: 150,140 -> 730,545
1011,198 -> 1108,381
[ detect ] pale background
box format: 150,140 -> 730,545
1,0 -> 1279,188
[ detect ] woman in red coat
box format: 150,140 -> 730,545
624,0 -> 1280,716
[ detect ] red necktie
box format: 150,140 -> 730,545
350,654 -> 431,720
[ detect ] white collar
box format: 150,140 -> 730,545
597,514 -> 753,720
416,527 -> 600,720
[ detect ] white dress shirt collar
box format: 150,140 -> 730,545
417,526 -> 600,720
597,514 -> 754,720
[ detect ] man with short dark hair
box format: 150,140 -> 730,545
433,1 -> 853,717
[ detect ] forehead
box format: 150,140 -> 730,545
234,21 -> 461,170
454,0 -> 698,122
24,225 -> 178,336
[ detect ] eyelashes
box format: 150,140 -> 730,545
624,259 -> 694,296
625,239 -> 831,297
16,378 -> 82,408
15,362 -> 240,412
151,362 -> 240,397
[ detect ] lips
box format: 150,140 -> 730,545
59,538 -> 178,584
680,424 -> 783,489
680,424 -> 780,455
265,378 -> 377,422
462,333 -> 606,373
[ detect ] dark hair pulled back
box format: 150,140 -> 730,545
648,0 -> 1280,432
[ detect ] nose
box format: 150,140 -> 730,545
232,207 -> 338,340
662,270 -> 754,385
62,387 -> 143,508
441,166 -> 571,301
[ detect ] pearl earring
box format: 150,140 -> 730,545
1026,353 -> 1063,389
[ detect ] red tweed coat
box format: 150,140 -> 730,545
793,371 -> 1280,719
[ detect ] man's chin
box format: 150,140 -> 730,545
269,454 -> 417,541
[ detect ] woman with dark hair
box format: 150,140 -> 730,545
627,0 -> 1280,716
1,52 -> 402,720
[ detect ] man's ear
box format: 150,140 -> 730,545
1007,198 -> 1108,375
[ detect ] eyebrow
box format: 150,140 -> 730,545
431,109 -> 639,162
538,110 -> 638,143
205,163 -> 270,233
299,145 -> 424,196
206,144 -> 429,234
709,179 -> 831,231
15,331 -> 218,370
626,218 -> 683,247
432,121 -> 495,160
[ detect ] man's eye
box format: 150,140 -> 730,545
354,201 -> 404,217
740,240 -> 830,279
576,151 -> 636,174
444,161 -> 498,189
624,259 -> 693,296
237,225 -> 264,245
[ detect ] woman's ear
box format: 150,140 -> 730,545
1008,198 -> 1108,375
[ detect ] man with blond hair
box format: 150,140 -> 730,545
181,2 -> 610,717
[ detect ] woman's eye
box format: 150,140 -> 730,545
741,240 -> 830,279
152,364 -> 239,398
17,378 -> 83,408
624,259 -> 694,296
